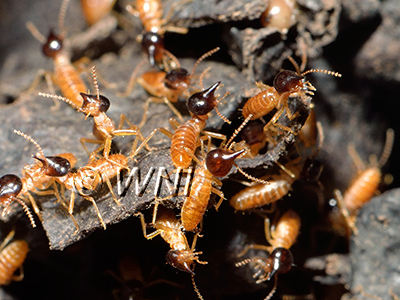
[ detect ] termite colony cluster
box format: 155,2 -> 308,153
0,0 -> 399,299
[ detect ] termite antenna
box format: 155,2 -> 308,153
26,21 -> 47,44
225,114 -> 253,149
378,128 -> 395,168
91,66 -> 100,100
215,91 -> 231,124
287,56 -> 301,75
198,67 -> 211,90
191,47 -> 220,76
4,198 -> 36,228
235,256 -> 266,267
264,276 -> 278,300
235,167 -> 269,184
301,69 -> 342,78
58,0 -> 71,38
191,274 -> 205,300
38,92 -> 83,111
13,130 -> 45,158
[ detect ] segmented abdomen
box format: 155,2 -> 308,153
171,118 -> 205,169
242,87 -> 279,120
343,168 -> 381,215
0,240 -> 29,285
181,168 -> 212,231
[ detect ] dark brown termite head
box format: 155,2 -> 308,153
273,70 -> 305,94
33,155 -> 72,177
206,149 -> 245,177
0,175 -> 23,201
141,31 -> 165,68
267,247 -> 294,280
79,92 -> 110,116
187,81 -> 221,116
164,68 -> 190,90
240,120 -> 265,146
165,250 -> 195,275
42,30 -> 63,58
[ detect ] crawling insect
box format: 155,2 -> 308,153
40,66 -> 150,159
181,115 -> 269,232
133,81 -> 230,173
236,210 -> 301,299
81,0 -> 116,26
137,206 -> 206,299
26,0 -> 87,109
0,230 -> 29,286
13,129 -> 78,228
122,47 -> 220,126
126,0 -> 189,68
0,175 -> 36,228
230,113 -> 324,211
242,61 -> 341,136
261,0 -> 298,35
56,153 -> 130,230
331,128 -> 394,236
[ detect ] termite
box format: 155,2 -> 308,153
126,0 -> 189,69
229,118 -> 324,211
81,0 -> 116,26
128,80 -> 230,174
233,120 -> 268,158
0,175 -> 36,228
26,0 -> 88,109
13,129 -> 78,229
137,206 -> 206,299
331,128 -> 394,236
242,61 -> 341,136
40,66 -> 150,159
56,153 -> 130,230
0,230 -> 29,286
261,0 -> 298,35
181,115 -> 269,232
121,47 -> 220,127
235,210 -> 301,299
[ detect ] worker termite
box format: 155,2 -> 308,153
40,66 -> 150,159
13,129 -> 78,229
26,0 -> 88,110
137,206 -> 206,299
56,153 -> 130,230
261,0 -> 298,35
235,210 -> 301,299
121,47 -> 220,127
241,61 -> 341,137
126,0 -> 189,69
0,230 -> 29,286
229,117 -> 324,211
81,0 -> 116,26
331,128 -> 394,236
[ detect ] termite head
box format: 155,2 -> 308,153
206,149 -> 245,177
164,68 -> 190,91
141,32 -> 165,68
33,155 -> 72,177
79,92 -> 110,117
240,120 -> 265,146
273,70 -> 305,94
187,81 -> 221,116
267,247 -> 294,280
42,30 -> 63,58
0,175 -> 23,201
165,250 -> 196,275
